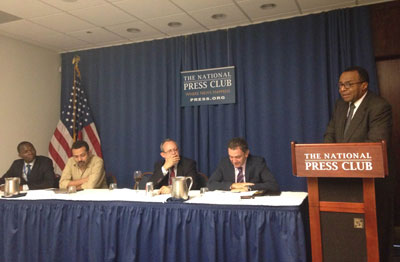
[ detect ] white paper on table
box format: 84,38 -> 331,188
186,191 -> 308,206
4,189 -> 307,206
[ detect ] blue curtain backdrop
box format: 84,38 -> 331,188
60,7 -> 377,190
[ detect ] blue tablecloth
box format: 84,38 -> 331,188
0,199 -> 307,262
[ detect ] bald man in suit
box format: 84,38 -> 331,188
149,139 -> 199,194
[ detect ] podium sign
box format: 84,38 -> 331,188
292,142 -> 388,178
291,141 -> 388,262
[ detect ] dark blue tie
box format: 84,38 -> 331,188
26,164 -> 32,179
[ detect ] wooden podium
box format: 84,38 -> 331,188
291,141 -> 388,262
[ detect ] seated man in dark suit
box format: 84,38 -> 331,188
0,141 -> 55,190
148,138 -> 199,194
208,137 -> 279,192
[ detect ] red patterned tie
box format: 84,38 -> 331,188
169,167 -> 175,185
237,167 -> 244,183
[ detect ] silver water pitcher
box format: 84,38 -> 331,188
171,176 -> 193,200
4,177 -> 20,197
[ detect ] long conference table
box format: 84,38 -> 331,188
0,189 -> 308,262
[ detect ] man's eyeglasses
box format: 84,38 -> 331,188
337,81 -> 364,90
164,148 -> 179,154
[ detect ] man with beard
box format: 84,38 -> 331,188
59,140 -> 107,189
0,141 -> 55,190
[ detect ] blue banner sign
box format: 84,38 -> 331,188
181,66 -> 235,106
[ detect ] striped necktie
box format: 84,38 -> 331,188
344,103 -> 355,136
237,167 -> 244,183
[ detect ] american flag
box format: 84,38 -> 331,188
48,59 -> 102,176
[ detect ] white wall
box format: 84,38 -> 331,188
0,35 -> 60,174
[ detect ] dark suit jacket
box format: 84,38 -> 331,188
0,156 -> 56,190
324,91 -> 392,143
149,157 -> 199,190
323,91 -> 393,261
207,154 -> 279,192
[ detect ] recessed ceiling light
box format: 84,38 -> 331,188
260,3 -> 276,10
168,22 -> 182,28
211,13 -> 227,20
126,27 -> 141,33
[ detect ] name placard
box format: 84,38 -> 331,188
180,66 -> 235,106
292,142 -> 387,178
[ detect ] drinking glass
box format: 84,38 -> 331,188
200,187 -> 209,195
145,182 -> 154,197
133,171 -> 142,192
109,183 -> 117,190
67,185 -> 77,194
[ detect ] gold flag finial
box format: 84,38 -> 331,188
71,55 -> 81,141
72,55 -> 80,66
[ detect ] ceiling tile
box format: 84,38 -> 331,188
0,0 -> 61,19
36,33 -> 92,51
358,0 -> 391,4
189,4 -> 250,29
69,3 -> 136,27
0,20 -> 59,39
67,27 -> 126,43
237,0 -> 300,21
113,0 -> 183,19
297,0 -> 355,12
171,0 -> 233,11
39,0 -> 107,11
1,33 -> 64,52
93,40 -> 130,49
31,13 -> 95,33
105,20 -> 166,40
145,13 -> 206,36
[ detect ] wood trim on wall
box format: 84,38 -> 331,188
370,0 -> 400,226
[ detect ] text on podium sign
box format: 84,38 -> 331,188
292,142 -> 387,178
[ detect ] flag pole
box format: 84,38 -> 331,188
72,55 -> 81,142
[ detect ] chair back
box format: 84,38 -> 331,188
106,173 -> 117,186
138,172 -> 153,189
197,172 -> 208,188
54,174 -> 61,188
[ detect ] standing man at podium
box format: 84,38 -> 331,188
324,66 -> 392,143
324,66 -> 393,261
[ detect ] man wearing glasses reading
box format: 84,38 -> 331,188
149,138 -> 198,194
323,66 -> 393,261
